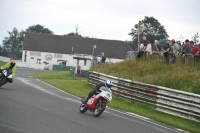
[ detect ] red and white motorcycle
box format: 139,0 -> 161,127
79,86 -> 112,117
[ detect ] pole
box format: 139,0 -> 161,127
138,24 -> 140,51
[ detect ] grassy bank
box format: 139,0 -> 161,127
91,59 -> 200,94
0,61 -> 6,67
30,71 -> 200,133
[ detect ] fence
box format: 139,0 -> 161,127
53,65 -> 74,71
88,71 -> 200,122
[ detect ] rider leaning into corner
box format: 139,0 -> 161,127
83,79 -> 112,104
0,60 -> 17,83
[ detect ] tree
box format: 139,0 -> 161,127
2,27 -> 24,59
26,24 -> 54,34
129,16 -> 169,43
64,32 -> 82,37
126,40 -> 138,51
192,33 -> 199,44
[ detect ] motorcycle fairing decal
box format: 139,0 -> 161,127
7,75 -> 12,79
87,98 -> 95,105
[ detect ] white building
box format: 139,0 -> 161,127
22,32 -> 132,72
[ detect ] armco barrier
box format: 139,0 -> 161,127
53,65 -> 74,71
88,71 -> 200,122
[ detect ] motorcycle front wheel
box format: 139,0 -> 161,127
94,102 -> 106,117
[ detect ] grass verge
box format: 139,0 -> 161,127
30,71 -> 200,133
91,59 -> 200,94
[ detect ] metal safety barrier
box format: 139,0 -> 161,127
88,71 -> 200,122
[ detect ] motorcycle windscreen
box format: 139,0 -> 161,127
86,96 -> 98,109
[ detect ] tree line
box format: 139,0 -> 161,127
0,24 -> 54,59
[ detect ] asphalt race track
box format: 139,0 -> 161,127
0,68 -> 181,133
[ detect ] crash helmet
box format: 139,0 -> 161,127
105,79 -> 112,89
10,60 -> 16,67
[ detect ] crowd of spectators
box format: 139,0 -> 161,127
92,55 -> 106,65
136,35 -> 200,64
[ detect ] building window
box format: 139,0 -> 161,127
29,51 -> 41,56
54,53 -> 62,58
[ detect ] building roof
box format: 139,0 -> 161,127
23,32 -> 132,59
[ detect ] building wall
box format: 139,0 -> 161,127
22,50 -> 124,70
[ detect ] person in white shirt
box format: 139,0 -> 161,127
139,41 -> 144,51
137,41 -> 145,59
97,55 -> 102,64
146,41 -> 152,55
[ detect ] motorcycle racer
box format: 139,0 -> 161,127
83,79 -> 112,104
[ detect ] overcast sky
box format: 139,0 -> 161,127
0,0 -> 200,43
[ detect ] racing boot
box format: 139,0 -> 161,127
82,96 -> 90,104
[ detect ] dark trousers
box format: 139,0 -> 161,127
137,51 -> 144,59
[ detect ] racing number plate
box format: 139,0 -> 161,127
106,93 -> 110,97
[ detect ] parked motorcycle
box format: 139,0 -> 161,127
0,68 -> 12,87
79,86 -> 112,117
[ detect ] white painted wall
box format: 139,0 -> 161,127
22,50 -> 125,70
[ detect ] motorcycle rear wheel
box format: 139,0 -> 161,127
79,103 -> 88,113
94,102 -> 106,117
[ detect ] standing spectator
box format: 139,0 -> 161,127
164,42 -> 171,63
154,40 -> 161,52
136,40 -> 144,59
125,55 -> 128,60
152,40 -> 159,52
191,41 -> 200,55
145,40 -> 152,55
164,42 -> 171,57
102,56 -> 106,63
169,39 -> 180,64
184,39 -> 192,54
97,55 -> 101,64
181,42 -> 186,56
142,36 -> 147,51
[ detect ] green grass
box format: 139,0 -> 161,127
91,59 -> 200,94
0,61 -> 6,67
30,71 -> 200,133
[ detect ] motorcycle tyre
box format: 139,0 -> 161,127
94,102 -> 106,117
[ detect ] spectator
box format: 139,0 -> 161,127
142,36 -> 147,44
164,41 -> 171,58
191,41 -> 200,55
125,55 -> 128,60
152,40 -> 159,52
136,40 -> 144,59
169,39 -> 180,64
146,40 -> 152,55
184,39 -> 192,54
181,42 -> 186,56
142,36 -> 147,51
154,40 -> 161,52
102,56 -> 106,63
97,55 -> 101,64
